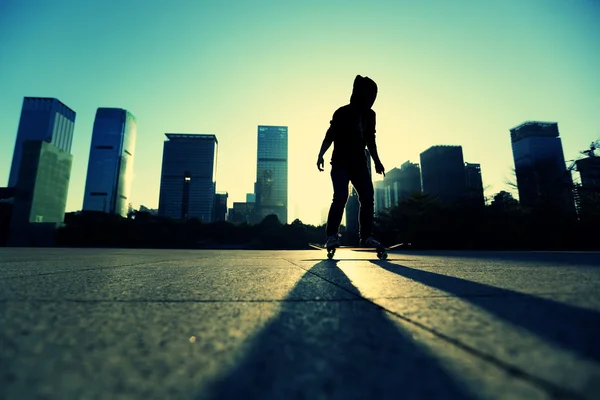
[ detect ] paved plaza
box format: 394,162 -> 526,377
1,248 -> 599,399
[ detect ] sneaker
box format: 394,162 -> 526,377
360,237 -> 383,249
325,234 -> 340,249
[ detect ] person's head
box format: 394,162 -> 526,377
350,75 -> 378,109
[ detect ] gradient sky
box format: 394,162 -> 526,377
1,0 -> 599,225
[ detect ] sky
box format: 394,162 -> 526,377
1,0 -> 599,225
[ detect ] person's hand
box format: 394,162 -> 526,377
317,155 -> 325,171
375,161 -> 385,176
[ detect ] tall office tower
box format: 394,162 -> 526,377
510,121 -> 574,214
158,134 -> 217,222
228,202 -> 255,225
9,141 -> 73,245
345,150 -> 373,242
82,108 -> 137,217
8,97 -> 76,187
464,162 -> 485,207
212,192 -> 228,222
576,156 -> 600,217
379,161 -> 422,210
420,145 -> 466,204
255,125 -> 288,224
398,161 -> 422,197
373,180 -> 386,214
381,167 -> 401,209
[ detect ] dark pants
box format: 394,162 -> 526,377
326,163 -> 374,239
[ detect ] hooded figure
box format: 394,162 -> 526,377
350,75 -> 378,109
317,75 -> 386,249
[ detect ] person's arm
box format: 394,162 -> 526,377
366,111 -> 385,176
317,111 -> 338,172
317,139 -> 332,171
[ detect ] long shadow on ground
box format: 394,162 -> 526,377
400,251 -> 600,267
371,260 -> 600,364
200,261 -> 476,400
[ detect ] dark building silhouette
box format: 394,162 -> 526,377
344,151 -> 372,244
82,108 -> 137,217
9,141 -> 73,246
228,202 -> 255,225
158,134 -> 217,222
510,121 -> 574,214
8,97 -> 76,188
420,145 -> 466,204
138,205 -> 158,216
0,188 -> 16,200
373,180 -> 386,215
345,190 -> 359,244
255,126 -> 288,224
377,161 -> 422,213
576,156 -> 600,218
213,192 -> 228,222
464,162 -> 485,207
0,188 -> 15,246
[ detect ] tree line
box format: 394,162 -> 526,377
50,191 -> 599,250
1,192 -> 597,249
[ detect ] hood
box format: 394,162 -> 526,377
350,75 -> 378,109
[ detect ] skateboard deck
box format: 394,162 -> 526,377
309,243 -> 405,260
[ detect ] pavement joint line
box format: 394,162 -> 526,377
0,259 -> 178,280
283,258 -> 583,400
0,298 -> 366,303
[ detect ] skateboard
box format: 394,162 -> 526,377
309,243 -> 405,260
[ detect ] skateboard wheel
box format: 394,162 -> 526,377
378,251 -> 388,260
327,252 -> 334,260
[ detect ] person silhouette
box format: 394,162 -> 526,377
317,75 -> 386,249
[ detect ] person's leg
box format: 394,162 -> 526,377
326,165 -> 350,237
350,165 -> 375,241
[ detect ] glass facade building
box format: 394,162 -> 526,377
82,108 -> 137,217
376,161 -> 422,212
420,145 -> 466,204
9,141 -> 73,246
576,157 -> 600,218
8,97 -> 76,187
255,125 -> 288,224
510,121 -> 574,213
158,134 -> 218,222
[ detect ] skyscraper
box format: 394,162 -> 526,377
510,121 -> 574,214
575,156 -> 600,218
377,161 -> 422,211
82,108 -> 137,217
255,125 -> 288,224
8,97 -> 76,187
420,145 -> 466,204
9,141 -> 73,245
345,150 -> 372,243
158,134 -> 218,222
213,192 -> 228,222
464,162 -> 485,207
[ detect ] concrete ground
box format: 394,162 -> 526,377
0,248 -> 599,400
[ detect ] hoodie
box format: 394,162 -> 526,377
324,75 -> 378,167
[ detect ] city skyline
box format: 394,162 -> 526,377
1,1 -> 598,225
